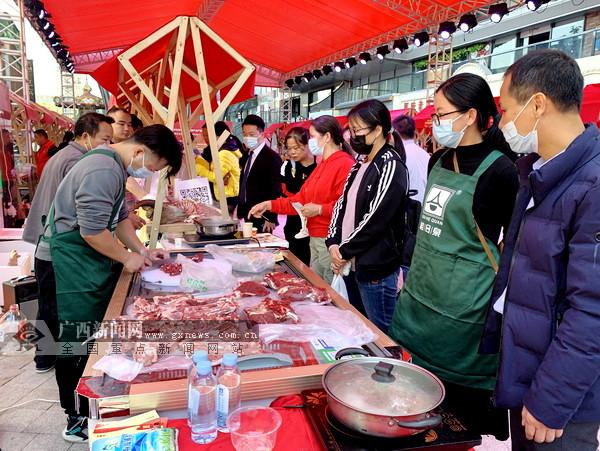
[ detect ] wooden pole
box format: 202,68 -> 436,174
177,95 -> 196,180
190,19 -> 229,220
148,19 -> 190,249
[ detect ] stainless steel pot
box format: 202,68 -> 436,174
195,217 -> 238,237
322,355 -> 445,438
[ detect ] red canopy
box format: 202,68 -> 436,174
9,92 -> 73,128
390,108 -> 411,122
414,105 -> 435,130
40,0 -> 497,86
264,122 -> 285,140
581,84 -> 600,125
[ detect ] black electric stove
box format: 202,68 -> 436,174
302,389 -> 481,451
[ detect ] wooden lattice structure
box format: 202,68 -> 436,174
93,16 -> 255,248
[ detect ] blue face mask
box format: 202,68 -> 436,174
308,137 -> 323,156
432,113 -> 467,149
127,151 -> 154,178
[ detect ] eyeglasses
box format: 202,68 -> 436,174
431,110 -> 466,126
349,126 -> 372,137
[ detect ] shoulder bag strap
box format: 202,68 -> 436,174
452,151 -> 499,273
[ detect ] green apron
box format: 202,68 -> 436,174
46,149 -> 125,348
389,150 -> 502,390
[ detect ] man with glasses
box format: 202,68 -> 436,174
107,107 -> 148,228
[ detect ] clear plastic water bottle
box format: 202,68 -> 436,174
0,305 -> 26,354
188,360 -> 218,444
216,353 -> 242,432
188,350 -> 210,427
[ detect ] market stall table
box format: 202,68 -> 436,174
77,249 -> 395,419
0,228 -> 23,241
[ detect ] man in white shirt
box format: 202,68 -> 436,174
393,115 -> 430,204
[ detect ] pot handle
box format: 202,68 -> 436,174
391,413 -> 442,430
334,347 -> 370,360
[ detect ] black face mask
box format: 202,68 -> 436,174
350,134 -> 373,155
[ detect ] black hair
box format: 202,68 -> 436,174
348,99 -> 405,158
505,49 -> 583,112
73,112 -> 114,138
106,106 -> 129,116
61,131 -> 75,143
284,126 -> 309,148
130,113 -> 143,131
34,129 -> 48,139
310,115 -> 351,154
128,125 -> 182,177
393,115 -> 416,140
242,114 -> 265,132
202,120 -> 231,137
437,73 -> 516,160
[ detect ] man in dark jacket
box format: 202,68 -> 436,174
237,114 -> 281,231
482,49 -> 600,450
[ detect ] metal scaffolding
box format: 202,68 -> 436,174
0,1 -> 29,100
60,70 -> 76,118
425,33 -> 454,103
279,87 -> 292,123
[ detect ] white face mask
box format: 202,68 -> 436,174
432,113 -> 467,149
243,136 -> 259,150
501,96 -> 539,155
308,137 -> 323,156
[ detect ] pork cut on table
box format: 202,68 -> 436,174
277,285 -> 331,304
263,272 -> 309,290
130,294 -> 238,321
244,298 -> 299,324
235,281 -> 270,297
159,262 -> 182,276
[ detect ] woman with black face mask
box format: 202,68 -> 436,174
326,99 -> 409,333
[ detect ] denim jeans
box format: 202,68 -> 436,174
356,269 -> 400,334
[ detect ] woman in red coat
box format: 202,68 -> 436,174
249,115 -> 354,283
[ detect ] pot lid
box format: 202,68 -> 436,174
323,358 -> 444,417
199,217 -> 237,226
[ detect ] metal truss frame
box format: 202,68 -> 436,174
280,0 -> 497,82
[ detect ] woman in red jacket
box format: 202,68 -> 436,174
249,115 -> 354,283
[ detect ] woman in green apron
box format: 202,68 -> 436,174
389,74 -> 519,439
37,125 -> 182,443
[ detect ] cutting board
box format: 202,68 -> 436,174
140,267 -> 181,287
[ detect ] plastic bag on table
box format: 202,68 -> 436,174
259,304 -> 377,348
205,244 -> 276,273
93,355 -> 144,382
178,254 -> 236,294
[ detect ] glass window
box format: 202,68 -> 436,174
551,18 -> 585,59
552,18 -> 584,39
490,36 -> 517,72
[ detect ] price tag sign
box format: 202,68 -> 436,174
175,177 -> 213,205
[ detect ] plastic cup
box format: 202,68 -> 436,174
227,406 -> 282,451
252,227 -> 258,237
243,222 -> 253,238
